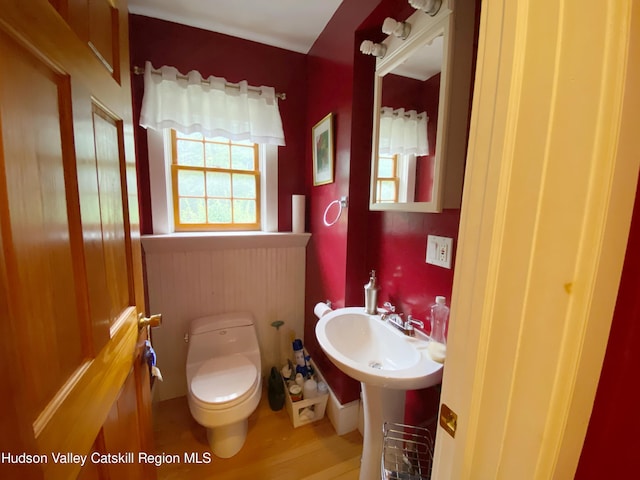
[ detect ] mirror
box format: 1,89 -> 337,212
369,0 -> 476,212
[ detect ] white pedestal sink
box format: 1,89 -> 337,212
315,307 -> 443,480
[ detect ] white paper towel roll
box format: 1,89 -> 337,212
314,302 -> 332,319
292,195 -> 305,233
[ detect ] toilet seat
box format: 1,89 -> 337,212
190,354 -> 258,409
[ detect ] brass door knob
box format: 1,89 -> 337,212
138,313 -> 162,329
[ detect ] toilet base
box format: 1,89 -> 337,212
206,419 -> 248,458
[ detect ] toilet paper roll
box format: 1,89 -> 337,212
314,302 -> 332,319
292,195 -> 305,233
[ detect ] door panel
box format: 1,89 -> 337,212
88,0 -> 119,78
0,28 -> 85,419
92,103 -> 132,326
101,365 -> 145,480
0,1 -> 154,478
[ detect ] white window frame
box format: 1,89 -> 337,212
147,128 -> 278,234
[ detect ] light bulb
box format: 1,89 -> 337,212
382,17 -> 411,40
359,40 -> 387,58
408,0 -> 442,16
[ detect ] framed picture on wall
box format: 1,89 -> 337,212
312,113 -> 334,186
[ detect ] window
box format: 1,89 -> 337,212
171,130 -> 260,231
375,154 -> 399,203
146,128 -> 277,234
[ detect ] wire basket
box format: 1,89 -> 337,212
381,422 -> 434,480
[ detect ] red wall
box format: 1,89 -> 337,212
128,15 -> 307,234
575,170 -> 640,478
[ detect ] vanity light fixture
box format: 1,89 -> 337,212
409,0 -> 442,16
382,17 -> 411,40
360,40 -> 387,58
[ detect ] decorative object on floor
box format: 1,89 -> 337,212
268,366 -> 285,411
382,422 -> 434,479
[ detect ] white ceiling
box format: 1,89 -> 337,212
128,0 -> 344,54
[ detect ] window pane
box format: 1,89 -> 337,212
178,170 -> 205,196
178,131 -> 203,141
379,180 -> 397,202
176,140 -> 204,166
205,143 -> 230,168
233,199 -> 256,224
232,174 -> 256,199
231,145 -> 255,170
179,198 -> 206,223
378,157 -> 395,177
207,199 -> 232,223
206,172 -> 231,198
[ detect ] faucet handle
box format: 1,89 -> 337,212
382,301 -> 396,313
407,315 -> 424,328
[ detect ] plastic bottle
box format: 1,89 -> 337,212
430,296 -> 449,345
303,377 -> 318,399
364,270 -> 379,315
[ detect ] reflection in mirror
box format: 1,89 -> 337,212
369,0 -> 478,213
376,108 -> 429,203
376,31 -> 442,204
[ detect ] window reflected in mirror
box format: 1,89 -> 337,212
375,154 -> 399,203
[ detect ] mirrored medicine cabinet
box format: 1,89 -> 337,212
369,0 -> 478,213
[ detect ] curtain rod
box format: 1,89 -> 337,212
132,65 -> 286,100
382,109 -> 427,119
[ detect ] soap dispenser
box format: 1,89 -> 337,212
364,270 -> 379,315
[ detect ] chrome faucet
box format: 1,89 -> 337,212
404,316 -> 424,337
380,302 -> 424,336
381,302 -> 403,325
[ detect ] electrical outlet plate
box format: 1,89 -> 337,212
426,235 -> 453,269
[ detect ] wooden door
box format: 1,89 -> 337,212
0,1 -> 155,479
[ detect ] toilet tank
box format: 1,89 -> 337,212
187,312 -> 260,368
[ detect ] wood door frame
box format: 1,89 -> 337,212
433,0 -> 640,477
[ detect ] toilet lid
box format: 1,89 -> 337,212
190,354 -> 258,405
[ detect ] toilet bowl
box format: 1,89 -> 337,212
186,312 -> 262,458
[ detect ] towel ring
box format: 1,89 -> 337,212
323,196 -> 348,227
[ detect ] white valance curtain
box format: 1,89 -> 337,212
378,107 -> 429,156
139,61 -> 286,145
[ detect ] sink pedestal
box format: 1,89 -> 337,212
360,383 -> 405,480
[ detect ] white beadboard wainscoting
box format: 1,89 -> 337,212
142,233 -> 311,401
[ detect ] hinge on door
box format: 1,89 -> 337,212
439,403 -> 458,438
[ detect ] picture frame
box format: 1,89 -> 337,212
312,113 -> 335,186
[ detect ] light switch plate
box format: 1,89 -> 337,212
426,235 -> 453,269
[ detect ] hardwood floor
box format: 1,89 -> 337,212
152,390 -> 363,479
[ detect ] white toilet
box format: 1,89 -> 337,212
186,312 -> 262,458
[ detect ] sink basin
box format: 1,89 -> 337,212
315,307 -> 443,390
